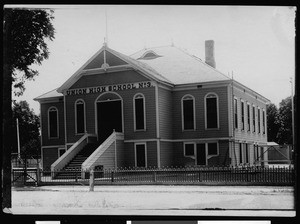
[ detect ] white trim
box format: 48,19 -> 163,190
173,80 -> 231,91
181,94 -> 196,131
124,137 -> 231,143
206,142 -> 219,159
262,109 -> 266,135
133,93 -> 146,131
252,104 -> 256,133
204,92 -> 220,130
58,147 -> 66,157
39,103 -> 43,147
41,145 -> 65,149
94,92 -> 124,138
155,83 -> 161,167
257,106 -> 261,134
246,102 -> 251,132
48,106 -> 59,139
240,99 -> 245,131
74,99 -> 86,134
134,142 -> 147,167
124,139 -> 158,143
228,85 -> 233,137
233,96 -> 238,130
184,142 -> 196,158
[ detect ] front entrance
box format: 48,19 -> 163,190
196,143 -> 206,165
97,100 -> 122,143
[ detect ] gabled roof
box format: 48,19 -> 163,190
130,45 -> 231,85
34,88 -> 63,102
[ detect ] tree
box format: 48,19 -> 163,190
12,101 -> 41,157
3,8 -> 54,209
267,103 -> 280,143
277,96 -> 293,145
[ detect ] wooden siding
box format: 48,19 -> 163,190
96,143 -> 115,169
158,87 -> 173,139
233,86 -> 267,143
146,141 -> 158,167
70,70 -> 149,89
160,141 -> 174,167
42,147 -> 58,170
41,102 -> 65,146
105,51 -> 128,66
116,140 -> 125,168
172,86 -> 229,139
208,140 -> 230,166
124,142 -> 135,167
173,142 -> 195,167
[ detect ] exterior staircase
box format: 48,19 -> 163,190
54,143 -> 98,179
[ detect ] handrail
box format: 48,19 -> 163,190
81,131 -> 124,173
51,133 -> 97,174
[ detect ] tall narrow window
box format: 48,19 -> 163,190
182,95 -> 195,130
239,143 -> 243,164
262,110 -> 266,134
234,98 -> 238,129
247,104 -> 250,131
252,105 -> 256,132
245,144 -> 249,163
48,107 -> 58,138
206,93 -> 218,129
241,101 -> 245,130
75,100 -> 85,134
258,108 -> 261,134
134,94 -> 146,130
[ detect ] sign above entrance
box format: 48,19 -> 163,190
65,81 -> 154,96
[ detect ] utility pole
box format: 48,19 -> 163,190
290,77 -> 295,162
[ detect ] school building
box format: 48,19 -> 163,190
34,40 -> 270,173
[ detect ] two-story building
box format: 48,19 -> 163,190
34,40 -> 269,173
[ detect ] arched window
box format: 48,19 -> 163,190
205,93 -> 219,129
48,107 -> 58,138
75,99 -> 85,134
134,93 -> 146,131
182,95 -> 195,130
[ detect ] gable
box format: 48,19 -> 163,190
83,50 -> 128,70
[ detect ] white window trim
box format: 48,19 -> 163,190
58,147 -> 66,157
262,109 -> 266,135
206,142 -> 219,159
133,93 -> 146,131
184,142 -> 196,158
240,99 -> 245,131
252,104 -> 256,133
257,106 -> 261,134
192,142 -> 219,165
234,96 -> 238,129
134,142 -> 147,167
247,102 -> 251,132
181,94 -> 196,131
204,92 -> 220,130
75,99 -> 86,135
48,106 -> 59,139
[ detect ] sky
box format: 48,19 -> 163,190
9,5 -> 296,114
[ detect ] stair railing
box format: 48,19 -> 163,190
81,131 -> 124,178
51,133 -> 97,178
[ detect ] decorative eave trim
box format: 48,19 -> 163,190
173,80 -> 231,91
34,97 -> 63,104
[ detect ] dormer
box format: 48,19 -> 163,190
138,50 -> 161,60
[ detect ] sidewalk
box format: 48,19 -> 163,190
11,185 -> 295,216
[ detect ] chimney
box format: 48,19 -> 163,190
205,40 -> 216,68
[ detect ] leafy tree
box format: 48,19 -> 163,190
277,96 -> 293,145
12,101 -> 41,157
3,8 -> 55,208
267,103 -> 280,143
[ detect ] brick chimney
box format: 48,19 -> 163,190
205,40 -> 216,68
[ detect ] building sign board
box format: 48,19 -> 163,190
65,81 -> 154,96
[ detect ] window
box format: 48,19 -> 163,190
239,143 -> 243,164
262,110 -> 266,134
258,107 -> 261,133
135,143 -> 147,167
205,93 -> 218,129
182,95 -> 195,130
241,101 -> 245,130
184,143 -> 195,156
245,144 -> 249,163
234,98 -> 238,129
48,107 -> 58,138
75,100 -> 85,134
252,106 -> 256,132
247,104 -> 250,131
207,143 -> 218,156
134,94 -> 146,131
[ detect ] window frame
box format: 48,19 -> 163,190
247,103 -> 251,132
241,100 -> 245,131
204,92 -> 219,130
75,99 -> 86,135
48,106 -> 59,139
181,94 -> 196,131
133,93 -> 146,131
234,97 -> 238,129
262,109 -> 266,134
258,107 -> 261,134
184,142 -> 196,157
252,105 -> 256,133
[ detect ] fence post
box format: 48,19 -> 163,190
153,171 -> 157,182
198,170 -> 202,182
36,166 -> 41,186
111,171 -> 114,183
89,169 -> 94,191
75,172 -> 78,182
